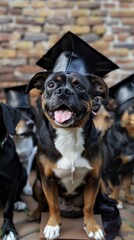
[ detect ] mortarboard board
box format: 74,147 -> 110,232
36,31 -> 119,77
4,84 -> 30,109
109,73 -> 134,106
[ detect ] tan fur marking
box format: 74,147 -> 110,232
56,76 -> 62,81
38,154 -> 56,177
121,112 -> 134,137
15,120 -> 26,132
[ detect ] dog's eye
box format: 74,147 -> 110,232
47,82 -> 55,89
76,84 -> 85,91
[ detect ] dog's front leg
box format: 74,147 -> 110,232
41,176 -> 61,240
83,173 -> 104,240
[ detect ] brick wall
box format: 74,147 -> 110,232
0,0 -> 134,99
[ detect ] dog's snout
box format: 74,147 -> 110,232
56,87 -> 72,99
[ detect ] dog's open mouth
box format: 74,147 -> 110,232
54,109 -> 73,124
47,104 -> 86,127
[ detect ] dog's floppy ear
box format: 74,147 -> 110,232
87,74 -> 108,101
0,102 -> 21,135
26,71 -> 51,94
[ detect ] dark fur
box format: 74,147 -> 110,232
101,99 -> 134,205
26,71 -> 108,239
0,103 -> 27,239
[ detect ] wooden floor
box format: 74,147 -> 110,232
0,171 -> 134,240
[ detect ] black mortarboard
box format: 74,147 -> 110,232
109,73 -> 134,106
36,31 -> 119,77
4,84 -> 30,109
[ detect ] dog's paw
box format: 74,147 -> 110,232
23,183 -> 33,196
14,201 -> 27,211
84,224 -> 104,240
44,225 -> 60,240
3,231 -> 17,240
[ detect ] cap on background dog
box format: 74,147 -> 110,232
37,31 -> 119,77
4,84 -> 30,109
109,73 -> 134,106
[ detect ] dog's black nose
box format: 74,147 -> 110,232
56,87 -> 72,99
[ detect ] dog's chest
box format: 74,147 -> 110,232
53,128 -> 92,194
13,136 -> 33,159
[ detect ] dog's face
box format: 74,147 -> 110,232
42,72 -> 94,128
26,71 -> 108,128
15,110 -> 35,137
93,105 -> 114,138
119,99 -> 134,137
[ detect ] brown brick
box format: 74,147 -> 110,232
8,8 -> 22,15
47,0 -> 73,8
111,10 -> 134,18
27,25 -> 42,33
47,16 -> 73,25
0,33 -> 12,42
103,49 -> 129,57
92,25 -> 106,35
77,17 -> 104,26
17,49 -> 44,58
0,67 -> 13,74
122,18 -> 134,25
1,58 -> 27,67
31,1 -> 46,8
36,9 -> 54,17
116,58 -> 134,65
117,32 -> 130,41
22,8 -> 36,16
63,25 -> 90,35
16,41 -> 34,50
16,66 -> 41,74
12,1 -> 29,8
0,1 -> 8,7
103,35 -> 114,42
72,9 -> 90,17
44,23 -> 60,34
91,40 -> 109,51
77,2 -> 100,9
0,49 -> 17,58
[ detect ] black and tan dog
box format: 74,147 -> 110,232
4,85 -> 38,196
0,102 -> 27,240
26,32 -> 119,240
101,74 -> 134,208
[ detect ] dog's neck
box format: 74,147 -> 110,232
54,127 -> 85,156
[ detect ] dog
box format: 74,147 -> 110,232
12,109 -> 37,195
101,98 -> 134,208
25,69 -> 111,240
93,104 -> 114,138
0,102 -> 27,240
3,84 -> 38,196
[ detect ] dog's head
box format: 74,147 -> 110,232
15,110 -> 36,137
118,99 -> 134,137
0,102 -> 21,141
26,71 -> 108,128
93,105 -> 114,138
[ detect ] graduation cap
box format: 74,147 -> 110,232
37,31 -> 119,77
4,84 -> 30,109
109,73 -> 134,106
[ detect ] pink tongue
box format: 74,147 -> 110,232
54,110 -> 72,123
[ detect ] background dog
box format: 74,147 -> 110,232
101,98 -> 134,208
0,102 -> 27,240
13,109 -> 37,195
3,84 -> 38,196
99,73 -> 134,209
